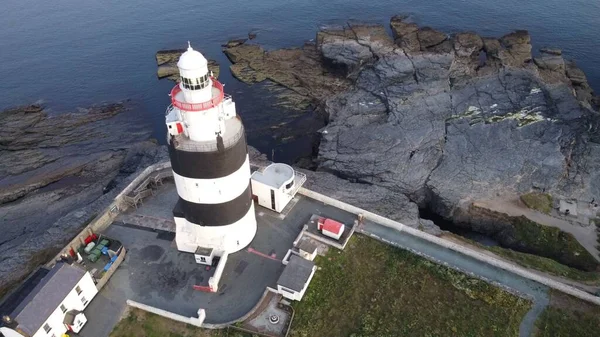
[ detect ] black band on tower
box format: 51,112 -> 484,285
168,134 -> 248,179
172,182 -> 253,226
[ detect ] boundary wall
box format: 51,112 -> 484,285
298,187 -> 600,306
46,162 -> 172,269
126,300 -> 206,327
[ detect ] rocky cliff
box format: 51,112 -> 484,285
224,17 -> 600,221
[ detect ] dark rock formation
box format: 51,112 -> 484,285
156,49 -> 220,80
0,103 -> 166,292
247,146 -> 441,235
227,18 -> 599,231
316,20 -> 599,221
540,48 -> 562,56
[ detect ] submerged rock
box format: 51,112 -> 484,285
222,39 -> 351,110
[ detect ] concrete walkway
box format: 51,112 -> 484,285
476,199 -> 600,261
359,221 -> 550,337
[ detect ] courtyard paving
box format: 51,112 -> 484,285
78,182 -> 361,336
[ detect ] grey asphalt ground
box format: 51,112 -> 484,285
78,184 -> 360,336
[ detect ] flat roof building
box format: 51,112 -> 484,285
276,255 -> 316,301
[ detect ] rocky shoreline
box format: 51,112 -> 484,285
220,16 -> 600,267
0,103 -> 167,293
220,17 -> 599,214
3,14 -> 600,295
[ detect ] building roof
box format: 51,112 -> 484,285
277,255 -> 315,292
177,44 -> 208,70
251,163 -> 295,189
195,246 -> 213,256
297,240 -> 318,254
10,263 -> 86,336
320,218 -> 344,234
0,267 -> 49,319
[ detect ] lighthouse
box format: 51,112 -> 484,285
165,43 -> 257,262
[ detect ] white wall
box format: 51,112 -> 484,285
173,156 -> 250,204
251,179 -> 272,210
175,203 -> 257,254
277,266 -> 316,301
126,300 -> 206,328
299,249 -> 317,261
208,253 -> 229,292
251,178 -> 295,213
32,272 -> 98,337
180,105 -> 224,142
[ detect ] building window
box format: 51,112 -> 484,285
200,257 -> 206,262
81,296 -> 89,306
180,74 -> 210,90
75,285 -> 82,295
60,304 -> 67,313
43,323 -> 51,333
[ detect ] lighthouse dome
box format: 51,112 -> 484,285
177,43 -> 207,70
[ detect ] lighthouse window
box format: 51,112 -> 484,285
181,74 -> 210,90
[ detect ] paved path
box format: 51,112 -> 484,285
360,221 -> 550,337
476,199 -> 600,261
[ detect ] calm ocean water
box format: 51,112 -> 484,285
1,0 -> 598,160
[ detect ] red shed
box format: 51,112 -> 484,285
317,218 -> 345,240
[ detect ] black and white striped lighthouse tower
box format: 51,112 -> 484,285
165,43 -> 257,255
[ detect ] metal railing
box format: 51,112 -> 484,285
169,78 -> 224,111
168,125 -> 245,152
286,171 -> 307,197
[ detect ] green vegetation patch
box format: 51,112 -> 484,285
489,247 -> 600,284
110,308 -> 251,337
510,216 -> 599,272
520,192 -> 553,214
449,232 -> 600,285
534,290 -> 600,337
291,235 -> 531,337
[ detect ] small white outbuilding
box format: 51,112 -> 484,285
251,163 -> 306,213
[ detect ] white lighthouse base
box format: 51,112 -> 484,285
174,203 -> 257,255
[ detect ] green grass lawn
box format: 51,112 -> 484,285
110,308 -> 252,337
290,235 -> 532,337
534,290 -> 600,337
520,192 -> 553,214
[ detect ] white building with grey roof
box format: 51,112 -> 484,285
276,255 -> 316,301
3,263 -> 97,337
